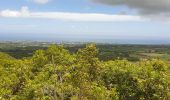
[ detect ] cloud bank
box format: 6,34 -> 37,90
90,0 -> 170,21
91,0 -> 170,15
0,7 -> 142,22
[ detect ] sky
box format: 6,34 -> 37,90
0,0 -> 170,44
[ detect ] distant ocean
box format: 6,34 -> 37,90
1,34 -> 170,44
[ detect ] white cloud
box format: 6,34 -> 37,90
33,0 -> 50,4
0,6 -> 143,22
0,6 -> 29,18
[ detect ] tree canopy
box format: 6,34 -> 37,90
0,44 -> 169,100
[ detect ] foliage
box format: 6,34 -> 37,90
0,44 -> 169,100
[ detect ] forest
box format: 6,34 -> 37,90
0,43 -> 170,100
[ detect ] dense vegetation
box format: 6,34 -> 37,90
0,44 -> 169,100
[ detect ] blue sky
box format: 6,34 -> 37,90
0,0 -> 170,43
